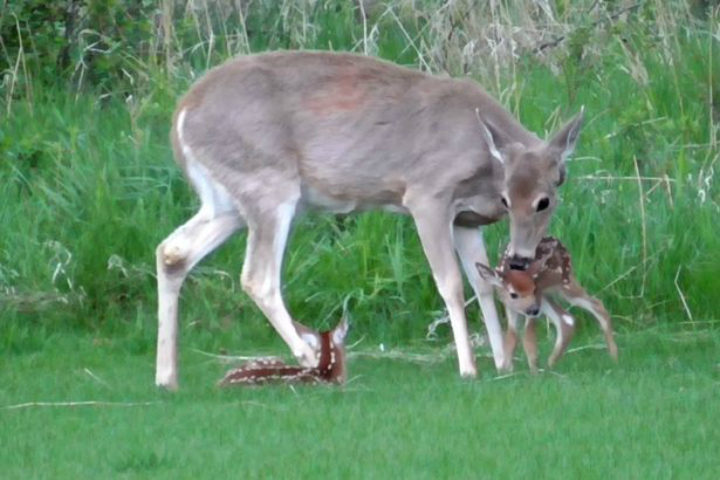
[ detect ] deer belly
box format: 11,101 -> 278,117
454,210 -> 502,227
301,186 -> 358,213
300,182 -> 406,215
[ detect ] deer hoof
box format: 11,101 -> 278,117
294,343 -> 319,368
156,374 -> 179,391
498,360 -> 514,374
459,365 -> 478,379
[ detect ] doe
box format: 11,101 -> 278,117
155,51 -> 585,389
476,237 -> 618,373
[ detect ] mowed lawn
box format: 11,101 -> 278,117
1,327 -> 718,479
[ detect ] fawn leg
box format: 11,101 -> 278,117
541,298 -> 576,368
523,316 -> 539,374
560,278 -> 619,362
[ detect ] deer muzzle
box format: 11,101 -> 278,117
508,255 -> 531,271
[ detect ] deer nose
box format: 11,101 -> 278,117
508,256 -> 531,271
526,306 -> 540,317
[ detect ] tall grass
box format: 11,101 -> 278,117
1,1 -> 718,353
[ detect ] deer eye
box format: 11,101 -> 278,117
500,196 -> 509,208
509,292 -> 519,299
536,197 -> 550,212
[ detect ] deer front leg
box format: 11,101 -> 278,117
560,279 -> 619,362
523,316 -> 539,374
453,226 -> 507,372
240,198 -> 319,368
503,308 -> 521,372
409,201 -> 476,378
541,298 -> 576,368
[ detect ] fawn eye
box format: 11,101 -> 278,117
509,292 -> 519,299
536,197 -> 550,212
500,196 -> 509,208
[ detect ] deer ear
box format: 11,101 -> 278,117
549,107 -> 584,165
476,109 -> 506,164
332,315 -> 350,345
475,262 -> 502,287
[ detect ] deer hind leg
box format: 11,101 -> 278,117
541,298 -> 576,368
408,200 -> 476,377
238,192 -> 318,369
155,181 -> 244,390
560,279 -> 619,362
522,317 -> 539,374
453,226 -> 506,372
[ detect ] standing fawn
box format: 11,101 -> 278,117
476,237 -> 618,373
156,50 -> 586,389
219,316 -> 349,386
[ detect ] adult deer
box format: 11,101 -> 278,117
155,51 -> 584,390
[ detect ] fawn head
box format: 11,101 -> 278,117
293,315 -> 350,383
476,262 -> 542,317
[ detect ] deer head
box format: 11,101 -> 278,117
477,109 -> 584,270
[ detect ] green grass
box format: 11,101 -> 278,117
1,1 -> 718,337
1,327 -> 719,478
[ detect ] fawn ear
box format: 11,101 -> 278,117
332,315 -> 350,345
294,321 -> 320,350
475,262 -> 502,287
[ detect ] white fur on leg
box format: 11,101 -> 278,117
441,292 -> 477,378
156,276 -> 180,390
240,199 -> 319,368
453,226 -> 507,370
154,119 -> 244,390
541,300 -> 563,330
155,215 -> 242,390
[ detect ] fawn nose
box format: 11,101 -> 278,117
526,306 -> 540,317
508,256 -> 531,271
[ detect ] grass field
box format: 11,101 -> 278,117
1,0 -> 719,478
2,326 -> 719,479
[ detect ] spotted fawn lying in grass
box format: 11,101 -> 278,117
219,316 -> 349,386
476,237 -> 618,373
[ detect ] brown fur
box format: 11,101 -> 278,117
219,319 -> 348,386
477,237 -> 618,372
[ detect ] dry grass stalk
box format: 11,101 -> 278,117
633,155 -> 648,297
674,266 -> 695,325
2,401 -> 163,411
